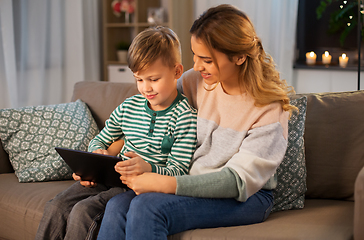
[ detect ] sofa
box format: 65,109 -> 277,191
1,81 -> 364,240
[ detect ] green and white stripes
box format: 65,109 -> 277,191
88,92 -> 197,176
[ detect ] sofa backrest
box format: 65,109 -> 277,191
71,81 -> 139,130
2,81 -> 364,201
300,90 -> 364,200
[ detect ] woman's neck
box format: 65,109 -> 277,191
220,81 -> 244,95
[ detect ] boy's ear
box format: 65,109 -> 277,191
175,63 -> 183,79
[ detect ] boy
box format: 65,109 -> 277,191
35,26 -> 197,240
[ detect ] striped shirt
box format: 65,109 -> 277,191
88,91 -> 197,176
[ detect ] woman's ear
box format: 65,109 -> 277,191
175,63 -> 183,79
235,55 -> 247,66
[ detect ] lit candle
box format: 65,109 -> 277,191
306,51 -> 317,65
339,53 -> 349,68
322,51 -> 332,65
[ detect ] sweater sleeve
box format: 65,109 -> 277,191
225,122 -> 287,201
175,122 -> 287,202
175,167 -> 240,199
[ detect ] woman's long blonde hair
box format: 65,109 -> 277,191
190,4 -> 297,115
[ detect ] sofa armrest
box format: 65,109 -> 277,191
0,138 -> 13,174
355,166 -> 364,240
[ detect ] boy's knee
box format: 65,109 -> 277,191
68,200 -> 93,222
44,197 -> 66,215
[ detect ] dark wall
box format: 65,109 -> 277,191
296,0 -> 358,62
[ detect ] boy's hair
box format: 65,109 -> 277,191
128,26 -> 182,73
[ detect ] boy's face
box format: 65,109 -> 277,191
134,58 -> 183,111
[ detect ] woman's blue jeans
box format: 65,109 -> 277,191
97,189 -> 273,240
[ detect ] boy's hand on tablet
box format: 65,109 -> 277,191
114,151 -> 152,176
72,173 -> 97,187
92,149 -> 110,155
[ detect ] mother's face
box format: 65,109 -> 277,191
190,35 -> 243,94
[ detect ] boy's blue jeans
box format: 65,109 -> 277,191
97,189 -> 273,240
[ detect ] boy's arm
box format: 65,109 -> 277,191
92,139 -> 124,156
106,139 -> 124,156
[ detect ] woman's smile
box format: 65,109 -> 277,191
200,72 -> 212,80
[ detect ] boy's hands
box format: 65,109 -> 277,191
73,150 -> 152,187
72,149 -> 112,187
115,151 -> 152,176
116,152 -> 177,195
72,173 -> 97,187
92,149 -> 111,155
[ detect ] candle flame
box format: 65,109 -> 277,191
309,51 -> 315,57
324,51 -> 329,57
342,53 -> 347,59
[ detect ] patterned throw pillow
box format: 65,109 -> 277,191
0,100 -> 99,182
272,96 -> 308,212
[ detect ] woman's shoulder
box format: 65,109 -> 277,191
177,69 -> 202,109
178,69 -> 202,91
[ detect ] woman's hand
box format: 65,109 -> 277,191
72,173 -> 97,187
115,152 -> 152,176
120,172 -> 177,195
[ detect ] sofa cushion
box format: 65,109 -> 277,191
303,90 -> 364,200
272,96 -> 307,212
0,173 -> 74,240
0,100 -> 99,182
169,199 -> 354,240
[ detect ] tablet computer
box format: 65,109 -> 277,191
55,147 -> 126,188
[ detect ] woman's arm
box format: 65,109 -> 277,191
120,172 -> 177,195
123,122 -> 287,202
119,167 -> 239,197
175,123 -> 287,202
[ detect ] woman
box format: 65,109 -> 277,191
97,4 -> 296,240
